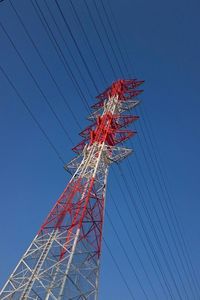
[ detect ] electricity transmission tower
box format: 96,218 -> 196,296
0,79 -> 144,300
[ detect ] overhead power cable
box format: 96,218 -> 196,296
68,0 -> 108,86
105,209 -> 150,300
105,0 -> 134,76
93,0 -> 125,78
137,105 -> 200,296
128,129 -> 191,299
9,0 -> 82,131
127,156 -> 189,299
100,4 -> 199,294
0,22 -> 74,146
0,64 -> 65,165
112,168 -> 172,299
133,113 -> 197,297
131,105 -> 198,297
30,0 -> 91,113
83,0 -> 118,79
108,189 -> 159,299
54,0 -> 99,94
103,237 -> 136,300
99,0 -> 130,77
119,161 -> 187,299
42,0 -> 93,101
118,165 -> 182,299
96,2 -> 197,296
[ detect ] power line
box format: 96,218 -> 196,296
99,0 -> 130,77
93,0 -> 125,78
83,0 -> 118,79
105,0 -> 136,76
30,0 -> 91,114
68,0 -> 108,86
95,2 -> 197,295
137,105 -> 200,296
9,0 -> 82,131
104,8 -> 197,295
0,22 -> 74,146
100,3 -> 199,294
0,64 -> 65,165
54,0 -> 99,94
112,168 -> 172,299
42,0 -> 94,101
127,157 -> 188,299
131,106 -> 198,297
99,3 -> 197,291
108,189 -> 159,299
105,209 -> 150,299
119,165 -> 179,299
103,237 -> 136,300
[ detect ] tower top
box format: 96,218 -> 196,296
96,79 -> 144,100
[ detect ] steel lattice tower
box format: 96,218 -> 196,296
0,79 -> 144,300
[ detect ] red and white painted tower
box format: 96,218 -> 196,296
0,79 -> 144,300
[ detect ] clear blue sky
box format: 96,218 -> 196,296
0,0 -> 200,299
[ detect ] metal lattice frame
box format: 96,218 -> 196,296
0,79 -> 144,300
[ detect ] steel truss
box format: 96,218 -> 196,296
0,79 -> 144,300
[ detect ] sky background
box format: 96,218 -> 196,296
0,0 -> 200,299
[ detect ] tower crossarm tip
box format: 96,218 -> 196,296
96,78 -> 144,101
